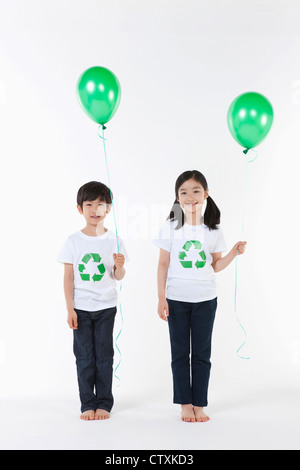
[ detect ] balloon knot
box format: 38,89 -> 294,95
243,148 -> 250,155
102,124 -> 107,130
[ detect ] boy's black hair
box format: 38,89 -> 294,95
167,170 -> 220,230
77,181 -> 112,208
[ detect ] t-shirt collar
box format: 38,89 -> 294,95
78,230 -> 109,240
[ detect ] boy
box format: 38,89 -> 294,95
57,181 -> 128,420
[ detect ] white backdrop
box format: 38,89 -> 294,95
1,0 -> 300,450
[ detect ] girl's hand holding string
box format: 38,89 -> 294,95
212,241 -> 247,272
158,298 -> 169,321
232,241 -> 247,256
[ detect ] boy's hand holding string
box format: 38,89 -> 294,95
113,253 -> 126,280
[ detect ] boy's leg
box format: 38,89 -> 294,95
167,299 -> 193,405
191,298 -> 217,408
73,309 -> 97,413
93,306 -> 117,413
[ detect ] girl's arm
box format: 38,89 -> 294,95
157,248 -> 170,321
64,263 -> 78,329
212,241 -> 247,273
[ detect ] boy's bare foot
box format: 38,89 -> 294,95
95,409 -> 110,420
181,404 -> 195,422
80,410 -> 95,421
193,406 -> 210,422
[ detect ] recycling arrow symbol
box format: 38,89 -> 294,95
78,253 -> 106,282
178,240 -> 206,269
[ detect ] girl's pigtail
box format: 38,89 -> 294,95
204,196 -> 220,230
167,200 -> 184,230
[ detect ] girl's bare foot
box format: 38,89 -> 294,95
181,404 -> 195,422
95,409 -> 110,420
80,410 -> 95,421
193,406 -> 210,422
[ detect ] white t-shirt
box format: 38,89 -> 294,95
57,230 -> 129,311
153,220 -> 227,302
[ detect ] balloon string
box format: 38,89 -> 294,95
234,148 -> 258,360
98,125 -> 120,252
114,282 -> 123,386
98,124 -> 123,386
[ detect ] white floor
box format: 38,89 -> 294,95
1,385 -> 299,450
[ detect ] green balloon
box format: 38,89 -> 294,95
227,92 -> 273,150
76,66 -> 121,125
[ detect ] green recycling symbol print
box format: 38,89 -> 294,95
178,240 -> 206,269
78,253 -> 106,282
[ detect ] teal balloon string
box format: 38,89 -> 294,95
98,125 -> 120,252
234,148 -> 258,360
98,124 -> 123,386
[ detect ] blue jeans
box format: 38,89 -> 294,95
73,307 -> 116,413
167,297 -> 217,407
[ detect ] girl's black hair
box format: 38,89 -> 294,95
77,181 -> 112,208
167,170 -> 220,230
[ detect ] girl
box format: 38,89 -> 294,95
153,170 -> 246,423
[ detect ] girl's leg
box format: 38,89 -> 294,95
167,299 -> 193,407
73,309 -> 97,415
93,306 -> 117,414
191,297 -> 217,416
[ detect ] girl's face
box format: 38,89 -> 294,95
177,178 -> 209,214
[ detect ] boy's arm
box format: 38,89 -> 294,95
113,253 -> 126,280
63,263 -> 78,329
113,265 -> 126,280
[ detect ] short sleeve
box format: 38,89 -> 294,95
153,221 -> 172,252
118,238 -> 130,262
57,237 -> 74,264
211,228 -> 227,253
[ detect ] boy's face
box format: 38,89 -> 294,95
77,198 -> 111,226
